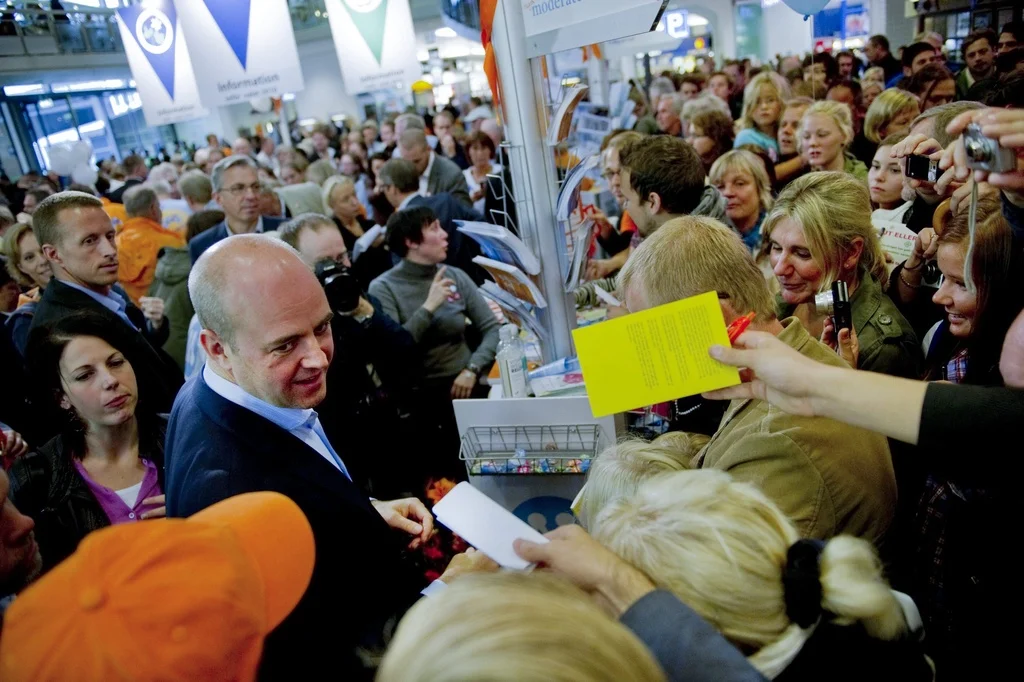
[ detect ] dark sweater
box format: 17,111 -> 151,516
368,260 -> 499,380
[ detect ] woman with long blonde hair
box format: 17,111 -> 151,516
594,469 -> 933,681
763,171 -> 921,377
734,71 -> 792,162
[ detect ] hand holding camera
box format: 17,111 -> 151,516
940,107 -> 1024,192
891,134 -> 959,204
821,316 -> 860,370
814,281 -> 855,364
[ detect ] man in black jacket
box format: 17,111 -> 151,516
28,192 -> 183,412
165,235 -> 430,679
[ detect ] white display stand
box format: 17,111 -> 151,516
453,396 -> 619,532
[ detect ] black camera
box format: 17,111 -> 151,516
315,259 -> 362,314
814,281 -> 852,334
904,154 -> 939,183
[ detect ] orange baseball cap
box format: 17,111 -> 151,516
0,491 -> 315,682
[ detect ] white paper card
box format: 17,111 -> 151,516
592,285 -> 622,308
432,482 -> 548,570
880,225 -> 918,267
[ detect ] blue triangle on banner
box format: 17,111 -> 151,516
203,0 -> 252,70
117,0 -> 178,100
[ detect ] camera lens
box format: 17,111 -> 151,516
965,138 -> 988,163
813,291 -> 835,315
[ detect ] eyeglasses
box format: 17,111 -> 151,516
222,183 -> 262,196
601,169 -> 620,181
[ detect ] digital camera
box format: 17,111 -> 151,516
963,123 -> 1016,174
315,259 -> 361,314
814,281 -> 852,333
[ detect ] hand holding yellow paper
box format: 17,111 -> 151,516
572,291 -> 741,417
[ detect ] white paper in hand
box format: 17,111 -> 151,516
433,482 -> 549,570
352,224 -> 385,262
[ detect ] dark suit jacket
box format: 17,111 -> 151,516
164,375 -> 423,680
406,193 -> 488,285
106,177 -> 143,204
188,216 -> 286,263
426,154 -> 472,207
30,280 -> 183,413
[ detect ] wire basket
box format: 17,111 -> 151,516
460,424 -> 603,476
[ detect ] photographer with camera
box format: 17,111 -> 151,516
765,172 -> 921,376
278,214 -> 417,497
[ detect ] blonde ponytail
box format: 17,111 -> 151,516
820,536 -> 909,640
595,470 -> 910,679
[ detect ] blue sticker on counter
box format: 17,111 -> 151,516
514,496 -> 577,533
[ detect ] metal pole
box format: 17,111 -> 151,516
491,0 -> 574,361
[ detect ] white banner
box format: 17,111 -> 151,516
324,0 -> 422,95
520,0 -> 668,58
173,0 -> 304,108
115,0 -> 208,126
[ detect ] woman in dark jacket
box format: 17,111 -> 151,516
8,311 -> 167,573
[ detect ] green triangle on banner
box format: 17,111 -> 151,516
341,0 -> 389,65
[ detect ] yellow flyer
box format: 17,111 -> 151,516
572,291 -> 741,417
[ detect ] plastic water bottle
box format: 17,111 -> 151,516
497,324 -> 530,398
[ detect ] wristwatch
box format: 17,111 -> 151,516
466,363 -> 482,377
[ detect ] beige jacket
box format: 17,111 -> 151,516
696,318 -> 897,544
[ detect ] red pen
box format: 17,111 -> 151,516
727,312 -> 756,345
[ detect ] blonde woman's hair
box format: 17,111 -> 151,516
763,171 -> 889,289
595,469 -> 909,678
797,100 -> 854,153
709,150 -> 774,215
861,80 -> 884,102
863,89 -> 921,144
3,222 -> 38,287
578,433 -> 707,531
305,158 -> 339,187
739,72 -> 792,132
377,572 -> 666,682
862,66 -> 885,83
321,174 -> 355,217
619,215 -> 777,321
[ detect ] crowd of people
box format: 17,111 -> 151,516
0,22 -> 1023,681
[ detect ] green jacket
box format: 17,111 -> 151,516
147,246 -> 193,371
844,153 -> 868,182
777,271 -> 921,379
697,318 -> 897,544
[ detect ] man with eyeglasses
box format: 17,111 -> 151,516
188,156 -> 286,263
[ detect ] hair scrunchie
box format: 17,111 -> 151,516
783,539 -> 825,628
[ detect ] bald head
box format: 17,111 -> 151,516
399,129 -> 431,175
480,118 -> 502,148
189,234 -> 334,408
189,234 -> 317,345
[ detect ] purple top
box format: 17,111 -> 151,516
73,458 -> 162,525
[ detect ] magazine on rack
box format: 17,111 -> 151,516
546,84 -> 589,146
480,282 -> 550,344
556,155 -> 600,291
473,257 -> 547,308
455,220 -> 540,275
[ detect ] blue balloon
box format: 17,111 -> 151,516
782,0 -> 830,16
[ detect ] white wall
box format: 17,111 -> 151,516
762,4 -> 815,60
671,0 -> 735,64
